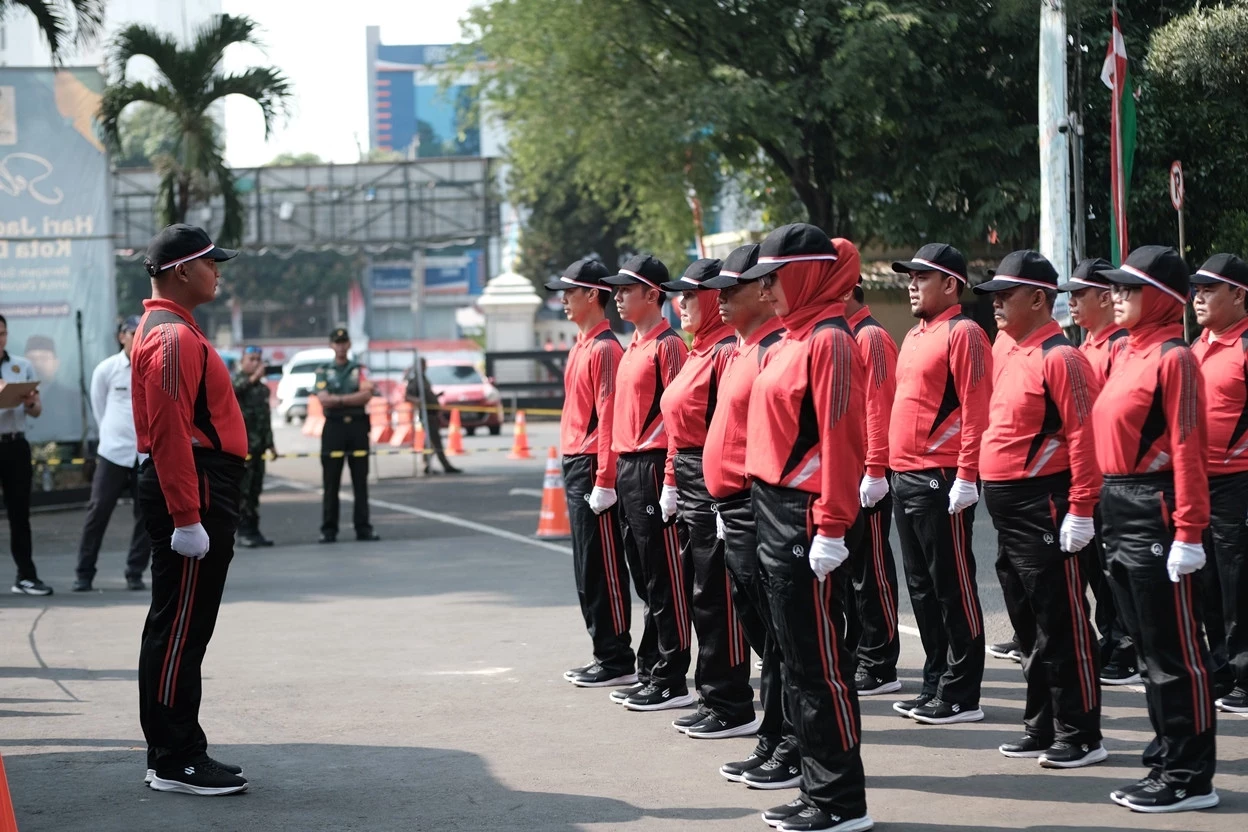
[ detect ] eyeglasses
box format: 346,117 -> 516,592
1110,284 -> 1141,299
760,273 -> 777,288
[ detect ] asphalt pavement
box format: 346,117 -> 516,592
1,419 -> 1244,831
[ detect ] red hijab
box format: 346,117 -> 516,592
773,237 -> 862,333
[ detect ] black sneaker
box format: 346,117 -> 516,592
126,577 -> 146,591
1099,662 -> 1142,685
1216,687 -> 1248,714
72,578 -> 93,592
988,639 -> 1022,661
1109,772 -> 1161,805
998,735 -> 1051,758
318,533 -> 337,544
145,758 -> 243,785
741,757 -> 802,790
610,682 -> 645,703
891,692 -> 934,717
720,747 -> 771,782
910,698 -> 984,725
672,705 -> 712,733
11,579 -> 53,596
854,669 -> 901,697
564,661 -> 594,680
1039,741 -> 1108,769
356,531 -> 381,542
148,758 -> 248,796
622,682 -> 697,712
686,712 -> 762,740
569,665 -> 638,688
762,798 -> 808,828
777,806 -> 874,831
1119,780 -> 1219,813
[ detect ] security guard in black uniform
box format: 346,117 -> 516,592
316,328 -> 380,543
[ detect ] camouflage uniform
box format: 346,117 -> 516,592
316,357 -> 375,539
233,369 -> 274,540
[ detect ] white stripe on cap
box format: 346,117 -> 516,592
560,276 -> 603,290
757,254 -> 838,264
1196,269 -> 1248,290
1121,264 -> 1188,305
1065,276 -> 1111,290
619,268 -> 660,289
158,243 -> 216,272
681,276 -> 703,286
718,270 -> 742,278
987,275 -> 1055,290
911,257 -> 966,283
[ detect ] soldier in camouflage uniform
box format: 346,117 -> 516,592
316,328 -> 380,543
233,346 -> 276,547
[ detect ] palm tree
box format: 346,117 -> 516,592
99,14 -> 291,245
0,0 -> 104,61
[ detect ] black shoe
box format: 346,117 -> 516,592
148,758 -> 248,796
11,579 -> 53,596
72,578 -> 93,592
1118,780 -> 1219,813
686,712 -> 762,740
1217,687 -> 1248,713
988,640 -> 1023,662
1109,772 -> 1161,804
891,692 -> 934,716
998,735 -> 1051,758
910,698 -> 984,725
318,533 -> 337,544
443,466 -> 463,474
239,533 -> 274,548
126,577 -> 146,591
610,682 -> 646,704
777,806 -> 874,831
762,798 -> 808,828
622,682 -> 697,712
564,661 -> 595,681
1099,662 -> 1142,685
741,757 -> 802,790
672,705 -> 712,733
145,758 -> 242,785
569,665 -> 638,688
854,669 -> 901,696
356,531 -> 381,542
720,747 -> 771,782
1039,741 -> 1108,769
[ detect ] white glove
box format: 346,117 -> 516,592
172,523 -> 210,559
1059,514 -> 1096,553
808,534 -> 849,583
715,509 -> 726,540
660,485 -> 679,524
859,475 -> 889,509
1167,540 -> 1206,583
947,477 -> 979,515
587,486 -> 617,515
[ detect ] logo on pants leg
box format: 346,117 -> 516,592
646,505 -> 655,516
792,545 -> 805,557
1043,533 -> 1054,545
1150,543 -> 1164,556
929,479 -> 940,489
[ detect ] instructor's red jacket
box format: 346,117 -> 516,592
560,319 -> 623,488
1080,323 -> 1128,387
660,303 -> 736,486
611,319 -> 687,457
1192,316 -> 1248,475
847,305 -> 898,478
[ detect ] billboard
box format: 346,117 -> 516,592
424,250 -> 483,296
0,69 -> 115,444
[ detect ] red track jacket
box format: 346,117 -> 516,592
1081,323 -> 1128,387
560,319 -> 623,488
847,305 -> 898,478
1192,316 -> 1248,475
611,318 -> 687,457
660,308 -> 736,486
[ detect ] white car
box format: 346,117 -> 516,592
276,348 -> 340,423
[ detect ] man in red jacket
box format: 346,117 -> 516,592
132,225 -> 249,796
973,250 -> 1106,769
888,243 -> 991,725
1190,252 -> 1248,714
602,254 -> 692,711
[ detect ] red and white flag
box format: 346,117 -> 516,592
1101,6 -> 1136,266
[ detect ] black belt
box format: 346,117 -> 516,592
0,431 -> 25,443
325,412 -> 366,423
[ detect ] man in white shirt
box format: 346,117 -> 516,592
73,316 -> 151,592
0,314 -> 47,595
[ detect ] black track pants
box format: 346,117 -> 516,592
892,469 -> 985,706
563,454 -> 635,675
845,493 -> 900,679
616,451 -> 690,686
1101,474 -> 1217,788
1084,511 -> 1136,669
1201,471 -> 1248,694
753,481 -> 867,819
983,474 -> 1102,745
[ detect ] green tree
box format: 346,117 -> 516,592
98,14 -> 291,245
0,0 -> 102,62
112,103 -> 178,168
268,151 -> 325,166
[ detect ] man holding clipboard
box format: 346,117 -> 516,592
0,313 -> 48,596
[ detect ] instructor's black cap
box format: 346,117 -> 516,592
703,244 -> 761,289
973,250 -> 1058,294
1096,245 -> 1190,304
1057,257 -> 1115,292
738,223 -> 837,282
543,259 -> 611,292
603,254 -> 669,290
1189,253 -> 1248,292
330,327 -> 350,343
143,224 -> 237,278
892,243 -> 968,284
661,258 -> 722,292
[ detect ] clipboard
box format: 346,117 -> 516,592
0,381 -> 39,409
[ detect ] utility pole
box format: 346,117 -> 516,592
1040,0 -> 1073,284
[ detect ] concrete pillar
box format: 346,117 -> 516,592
476,271 -> 541,384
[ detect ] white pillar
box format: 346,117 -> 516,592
476,271 -> 542,384
1039,0 -> 1072,285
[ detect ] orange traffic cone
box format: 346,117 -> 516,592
536,447 -> 571,538
508,409 -> 533,459
390,401 -> 415,446
368,397 -> 394,444
302,394 -> 325,438
0,752 -> 18,832
446,408 -> 466,456
411,415 -> 426,457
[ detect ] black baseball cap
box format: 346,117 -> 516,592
703,244 -> 761,289
330,327 -> 350,343
1057,257 -> 1115,292
661,258 -> 722,292
1096,245 -> 1190,304
543,259 -> 611,292
118,315 -> 141,333
973,250 -> 1058,294
892,243 -> 968,284
603,254 -> 669,290
1190,253 -> 1248,292
738,223 -> 837,282
143,224 -> 237,277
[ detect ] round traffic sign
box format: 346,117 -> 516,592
1170,160 -> 1184,211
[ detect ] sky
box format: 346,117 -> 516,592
220,0 -> 478,167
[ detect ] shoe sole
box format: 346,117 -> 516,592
743,772 -> 802,791
570,673 -> 638,689
911,708 -> 985,725
761,811 -> 804,828
987,648 -> 1016,660
148,776 -> 247,796
857,680 -> 902,696
10,588 -> 52,596
687,716 -> 763,740
1039,746 -> 1108,768
1123,790 -> 1219,813
823,816 -> 874,832
999,747 -> 1047,759
623,693 -> 698,712
720,764 -> 764,783
1215,699 -> 1248,713
1100,674 -> 1142,686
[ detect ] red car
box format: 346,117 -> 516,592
407,361 -> 504,436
